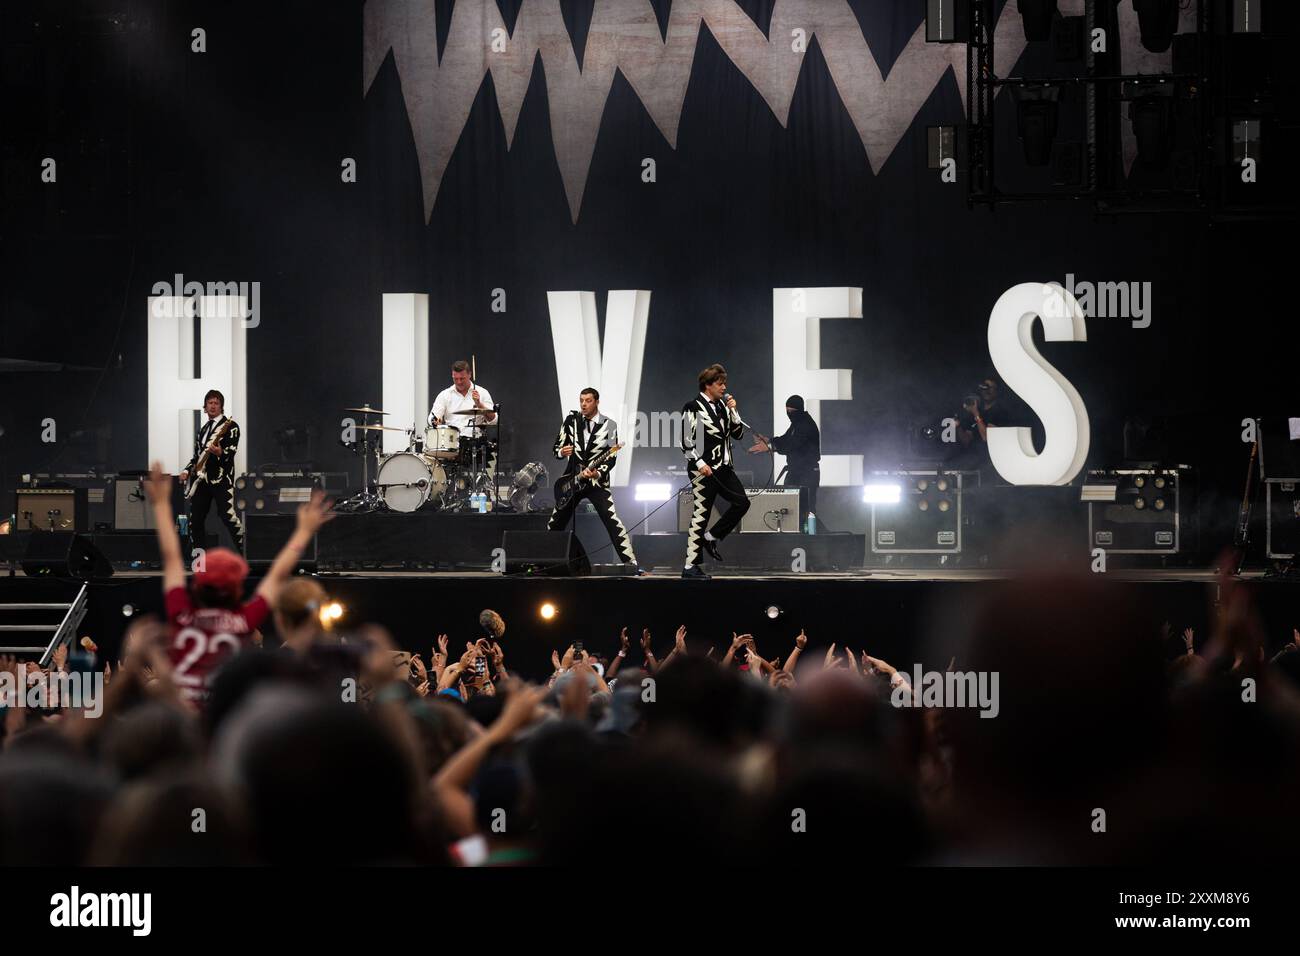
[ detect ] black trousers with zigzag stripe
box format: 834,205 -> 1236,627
548,483 -> 636,564
684,464 -> 750,566
189,478 -> 245,553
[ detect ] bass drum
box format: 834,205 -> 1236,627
377,453 -> 448,513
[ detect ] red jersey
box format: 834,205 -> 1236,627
165,587 -> 269,704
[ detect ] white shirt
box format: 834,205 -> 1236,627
429,382 -> 495,437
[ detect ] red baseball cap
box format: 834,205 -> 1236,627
193,547 -> 249,598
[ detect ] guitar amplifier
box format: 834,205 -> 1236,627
15,488 -> 87,532
676,488 -> 801,533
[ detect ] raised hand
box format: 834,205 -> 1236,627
640,628 -> 652,652
795,629 -> 807,650
551,649 -> 562,671
144,461 -> 172,504
823,643 -> 838,669
295,489 -> 336,534
619,628 -> 630,653
862,654 -> 896,677
675,625 -> 687,654
490,681 -> 548,740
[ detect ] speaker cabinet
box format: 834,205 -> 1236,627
501,530 -> 590,576
21,532 -> 113,579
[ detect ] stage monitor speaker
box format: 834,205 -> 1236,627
501,530 -> 590,576
21,532 -> 113,579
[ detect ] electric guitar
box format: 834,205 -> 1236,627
185,419 -> 235,499
552,443 -> 623,511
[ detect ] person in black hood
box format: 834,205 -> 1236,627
750,395 -> 821,531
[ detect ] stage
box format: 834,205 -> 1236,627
4,565 -> 1297,681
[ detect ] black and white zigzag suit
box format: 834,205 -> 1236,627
548,411 -> 636,565
185,415 -> 244,552
681,394 -> 749,566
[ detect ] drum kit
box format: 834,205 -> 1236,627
336,403 -> 530,514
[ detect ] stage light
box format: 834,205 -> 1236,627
918,499 -> 930,512
936,478 -> 949,492
917,479 -> 929,491
635,482 -> 672,502
1154,476 -> 1166,489
1133,0 -> 1178,53
539,602 -> 557,621
1233,1 -> 1259,33
1019,0 -> 1059,42
925,0 -> 967,43
1153,497 -> 1166,511
1129,91 -> 1175,169
1134,497 -> 1147,510
927,126 -> 958,170
938,499 -> 951,513
319,601 -> 345,627
765,605 -> 783,620
1013,85 -> 1062,167
1134,476 -> 1146,488
1232,119 -> 1260,168
863,483 -> 902,505
236,498 -> 247,510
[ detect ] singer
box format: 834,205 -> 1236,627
680,363 -> 750,579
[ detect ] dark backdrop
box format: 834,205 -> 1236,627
0,0 -> 1292,545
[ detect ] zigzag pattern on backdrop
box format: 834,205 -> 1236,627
363,0 -> 1177,223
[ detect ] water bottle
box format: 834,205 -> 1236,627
805,512 -> 816,535
177,514 -> 189,538
471,492 -> 487,514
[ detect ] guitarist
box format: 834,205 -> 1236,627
548,388 -> 642,574
180,389 -> 244,553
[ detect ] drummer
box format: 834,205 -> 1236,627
428,359 -> 497,478
428,360 -> 496,436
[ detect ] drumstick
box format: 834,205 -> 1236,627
471,354 -> 476,382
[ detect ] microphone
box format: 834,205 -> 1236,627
723,394 -> 751,430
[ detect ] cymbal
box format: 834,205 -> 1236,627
343,406 -> 389,415
446,408 -> 496,416
355,424 -> 405,432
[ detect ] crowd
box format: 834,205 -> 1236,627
1,466 -> 1299,866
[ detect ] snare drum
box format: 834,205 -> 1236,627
424,423 -> 461,460
377,452 -> 448,512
